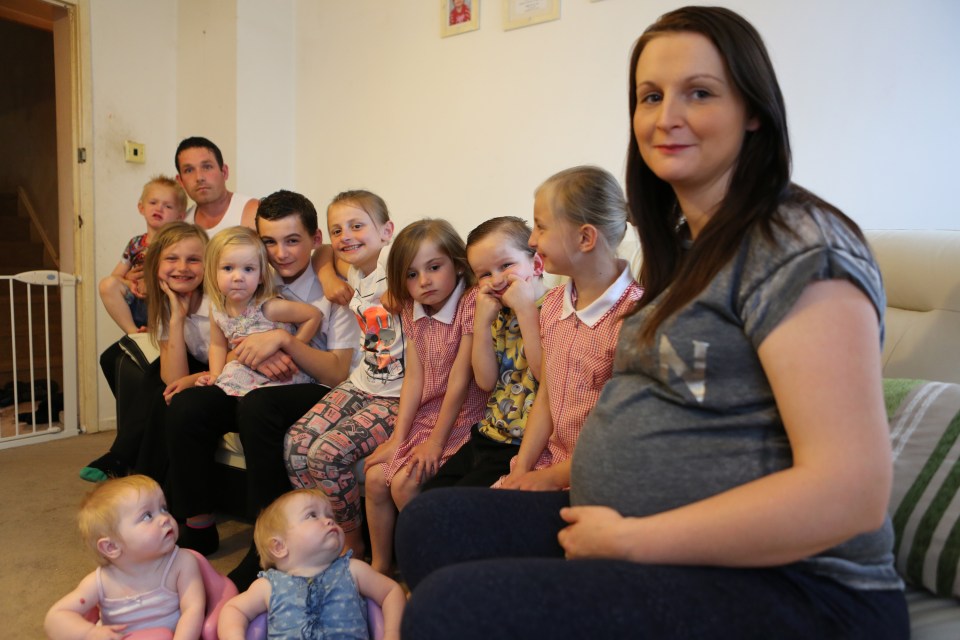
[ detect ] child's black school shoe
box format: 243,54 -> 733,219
79,452 -> 129,483
177,522 -> 220,556
228,544 -> 262,592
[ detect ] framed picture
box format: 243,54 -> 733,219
502,0 -> 559,31
441,0 -> 480,38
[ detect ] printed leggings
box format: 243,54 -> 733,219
284,381 -> 399,532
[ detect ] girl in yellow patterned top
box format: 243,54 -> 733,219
423,216 -> 546,490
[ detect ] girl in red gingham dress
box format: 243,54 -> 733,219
363,219 -> 487,574
497,166 -> 643,491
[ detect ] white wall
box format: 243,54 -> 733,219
89,0 -> 179,427
236,0 -> 295,198
293,0 -> 960,236
87,0 -> 299,427
176,0 -> 237,184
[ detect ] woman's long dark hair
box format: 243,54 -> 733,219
626,6 -> 857,342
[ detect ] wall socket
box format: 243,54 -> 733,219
124,140 -> 146,164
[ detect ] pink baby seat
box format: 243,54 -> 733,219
83,548 -> 237,640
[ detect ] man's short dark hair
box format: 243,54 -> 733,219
174,136 -> 224,172
256,190 -> 318,236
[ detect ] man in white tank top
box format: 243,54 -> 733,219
174,136 -> 258,233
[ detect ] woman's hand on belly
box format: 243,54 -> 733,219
558,505 -> 629,560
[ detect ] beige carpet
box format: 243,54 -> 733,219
0,430 -> 253,638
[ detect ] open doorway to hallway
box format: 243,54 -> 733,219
0,0 -> 94,440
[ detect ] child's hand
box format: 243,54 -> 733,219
83,624 -> 129,639
127,264 -> 145,282
233,331 -> 286,369
123,277 -> 147,299
474,284 -> 502,327
365,438 -> 398,467
160,280 -> 190,320
500,274 -> 537,312
405,439 -> 443,484
499,467 -> 564,491
380,289 -> 400,316
195,374 -> 213,387
127,265 -> 146,298
320,271 -> 353,306
163,374 -> 200,404
253,352 -> 299,381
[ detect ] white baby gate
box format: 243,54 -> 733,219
0,270 -> 79,450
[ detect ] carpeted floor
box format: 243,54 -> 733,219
0,430 -> 253,638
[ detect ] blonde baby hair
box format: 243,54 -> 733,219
254,488 -> 331,570
386,218 -> 473,307
141,174 -> 188,214
78,475 -> 163,566
536,165 -> 628,250
203,226 -> 278,314
144,222 -> 209,347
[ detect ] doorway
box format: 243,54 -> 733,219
0,0 -> 96,435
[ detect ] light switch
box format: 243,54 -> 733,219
124,140 -> 146,164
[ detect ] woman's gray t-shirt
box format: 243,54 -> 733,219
570,203 -> 902,591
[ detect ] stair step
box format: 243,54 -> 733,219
0,350 -> 63,364
0,285 -> 66,302
0,194 -> 17,217
0,260 -> 49,277
4,218 -> 31,236
0,240 -> 45,257
0,305 -> 63,322
0,319 -> 63,333
0,325 -> 65,343
0,376 -> 65,398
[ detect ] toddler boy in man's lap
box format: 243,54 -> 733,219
98,176 -> 187,333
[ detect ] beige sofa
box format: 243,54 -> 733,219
867,230 -> 960,639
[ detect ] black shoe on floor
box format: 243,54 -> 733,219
177,522 -> 220,556
79,452 -> 129,483
228,544 -> 262,592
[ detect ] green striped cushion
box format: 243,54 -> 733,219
886,378 -> 960,597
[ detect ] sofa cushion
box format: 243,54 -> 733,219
867,230 -> 960,385
886,378 -> 960,598
906,586 -> 960,639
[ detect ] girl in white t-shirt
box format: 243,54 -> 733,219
80,222 -> 210,483
147,222 -> 212,400
284,190 -> 402,558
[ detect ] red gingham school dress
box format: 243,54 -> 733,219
534,268 -> 643,475
382,284 -> 487,485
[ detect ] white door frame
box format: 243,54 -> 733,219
56,0 -> 98,434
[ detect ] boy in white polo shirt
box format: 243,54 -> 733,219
164,190 -> 359,582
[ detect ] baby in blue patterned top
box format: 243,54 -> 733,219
219,489 -> 405,640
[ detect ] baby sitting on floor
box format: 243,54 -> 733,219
45,475 -> 204,639
218,488 -> 405,640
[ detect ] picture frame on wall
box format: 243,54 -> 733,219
502,0 -> 559,31
441,0 -> 480,38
